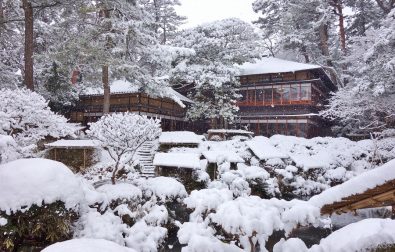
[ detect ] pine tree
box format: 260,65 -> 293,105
170,18 -> 263,128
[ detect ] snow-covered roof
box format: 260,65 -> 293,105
309,159 -> 395,208
45,139 -> 100,149
246,136 -> 289,160
202,150 -> 244,163
159,131 -> 204,145
207,129 -> 254,136
239,57 -> 321,76
153,153 -> 201,169
0,158 -> 84,213
82,79 -> 193,104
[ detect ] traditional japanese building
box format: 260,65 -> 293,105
236,57 -> 337,138
70,80 -> 194,131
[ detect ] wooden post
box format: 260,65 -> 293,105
54,148 -> 57,161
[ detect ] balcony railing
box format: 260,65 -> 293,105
237,99 -> 312,107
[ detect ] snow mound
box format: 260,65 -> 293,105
97,183 -> 142,202
247,136 -> 288,160
41,238 -> 137,252
145,177 -> 188,201
178,222 -> 243,252
202,150 -> 244,163
309,159 -> 395,208
184,188 -> 233,221
159,131 -> 203,145
0,158 -> 83,213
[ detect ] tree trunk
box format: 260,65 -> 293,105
102,65 -> 110,114
101,8 -> 110,114
318,22 -> 332,66
22,0 -> 34,91
337,2 -> 346,54
0,0 -> 4,21
331,0 -> 346,54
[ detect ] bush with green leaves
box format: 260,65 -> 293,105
0,201 -> 78,252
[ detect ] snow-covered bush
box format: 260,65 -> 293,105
87,113 -> 161,184
0,135 -> 18,164
181,194 -> 320,252
0,158 -> 85,251
0,89 -> 77,163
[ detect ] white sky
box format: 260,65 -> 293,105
176,0 -> 259,29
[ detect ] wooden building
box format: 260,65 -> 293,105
236,57 -> 337,138
70,80 -> 194,131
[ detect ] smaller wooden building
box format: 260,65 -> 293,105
70,80 -> 194,131
45,139 -> 99,172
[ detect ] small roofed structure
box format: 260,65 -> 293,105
153,153 -> 201,170
153,152 -> 203,192
45,139 -> 99,171
207,129 -> 254,141
246,136 -> 288,161
158,131 -> 204,149
202,150 -> 245,180
309,159 -> 395,215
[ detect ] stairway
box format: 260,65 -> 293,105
137,140 -> 158,178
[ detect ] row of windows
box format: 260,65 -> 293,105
250,122 -> 307,138
238,83 -> 312,106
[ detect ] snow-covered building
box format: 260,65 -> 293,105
237,57 -> 337,138
70,80 -> 194,131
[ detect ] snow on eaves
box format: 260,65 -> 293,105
45,139 -> 100,149
239,57 -> 321,75
0,158 -> 84,213
81,79 -> 193,105
153,153 -> 201,169
202,150 -> 244,163
275,218 -> 395,252
309,159 -> 395,209
246,136 -> 289,160
159,131 -> 204,145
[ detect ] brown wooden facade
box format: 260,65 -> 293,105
236,68 -> 337,138
70,92 -> 195,131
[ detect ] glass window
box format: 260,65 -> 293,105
264,86 -> 272,104
299,123 -> 307,138
282,85 -> 290,103
273,87 -> 281,104
290,84 -> 299,101
278,123 -> 287,135
288,123 -> 298,136
267,123 -> 276,136
240,90 -> 247,101
246,90 -> 253,102
301,83 -> 311,101
256,89 -> 264,102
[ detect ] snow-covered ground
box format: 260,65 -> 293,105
1,132 -> 395,252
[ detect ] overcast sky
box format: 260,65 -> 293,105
175,0 -> 259,28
